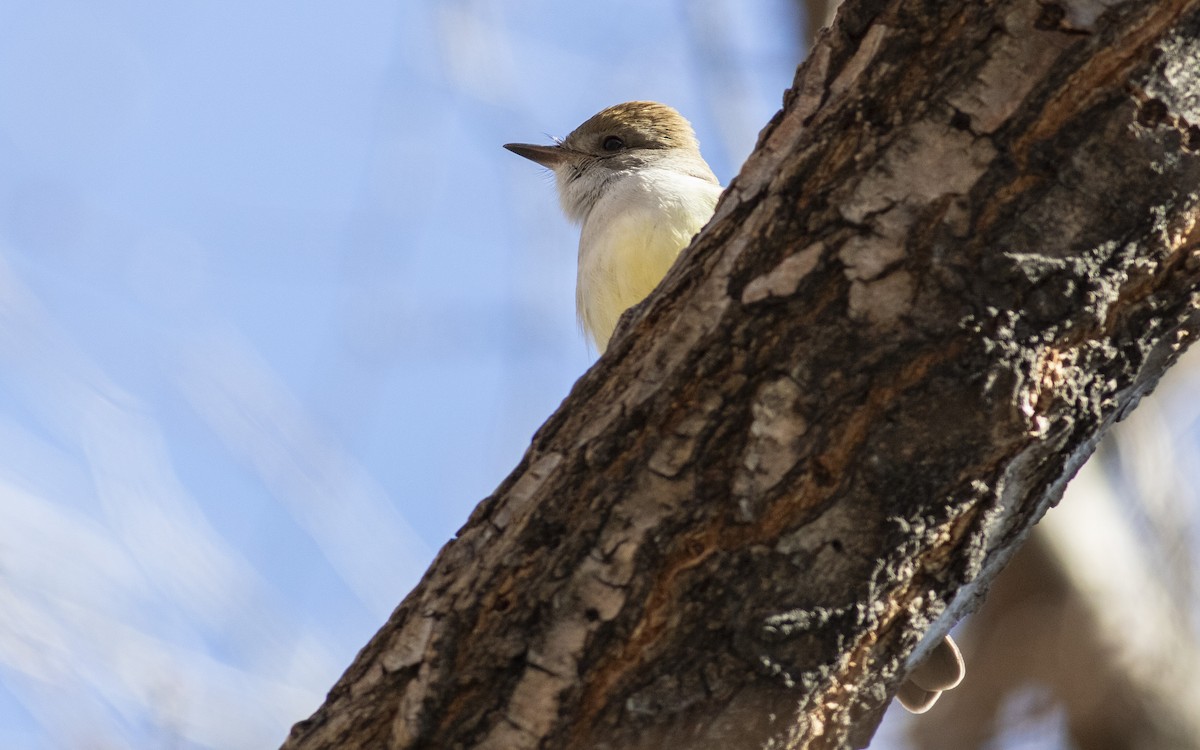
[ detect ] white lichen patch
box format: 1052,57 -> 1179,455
1147,30 -> 1200,122
848,270 -> 915,327
733,378 -> 808,512
838,121 -> 996,224
741,243 -> 825,303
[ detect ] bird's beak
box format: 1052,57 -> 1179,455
504,142 -> 569,168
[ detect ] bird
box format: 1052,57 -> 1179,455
504,101 -> 964,713
504,101 -> 724,351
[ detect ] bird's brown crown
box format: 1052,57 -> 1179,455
562,101 -> 700,154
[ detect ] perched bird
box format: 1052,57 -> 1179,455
505,101 -> 965,713
505,101 -> 723,351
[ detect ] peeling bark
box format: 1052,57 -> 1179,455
282,1 -> 1200,748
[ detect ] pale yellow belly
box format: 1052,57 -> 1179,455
577,211 -> 701,351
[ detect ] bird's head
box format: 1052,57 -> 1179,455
505,101 -> 717,222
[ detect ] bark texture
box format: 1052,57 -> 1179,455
283,1 -> 1200,748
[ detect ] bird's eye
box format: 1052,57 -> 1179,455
602,135 -> 624,152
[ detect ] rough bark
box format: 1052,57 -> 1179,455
283,1 -> 1200,749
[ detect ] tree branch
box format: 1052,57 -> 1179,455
282,0 -> 1200,748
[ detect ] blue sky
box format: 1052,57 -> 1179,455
0,1 -> 801,746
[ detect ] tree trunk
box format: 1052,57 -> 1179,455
282,1 -> 1200,748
